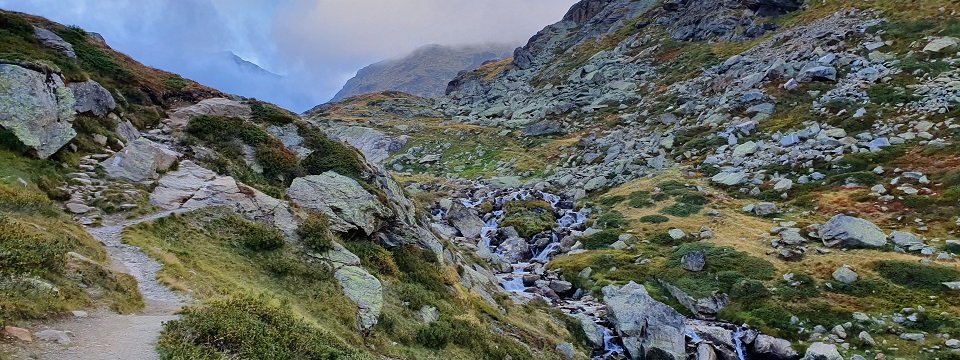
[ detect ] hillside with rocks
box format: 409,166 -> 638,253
3,1 -> 960,360
331,43 -> 515,102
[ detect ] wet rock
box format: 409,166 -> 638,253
497,237 -> 531,263
572,313 -> 604,349
447,202 -> 485,239
0,64 -> 76,159
751,334 -> 798,359
603,282 -> 686,360
548,280 -> 574,295
818,215 -> 887,248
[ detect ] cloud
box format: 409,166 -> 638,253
0,0 -> 578,111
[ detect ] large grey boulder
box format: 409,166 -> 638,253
266,123 -> 312,159
102,137 -> 179,181
327,125 -> 407,164
711,171 -> 748,186
818,215 -> 887,248
287,172 -> 392,235
149,160 -> 298,236
447,202 -> 485,239
68,80 -> 116,116
603,282 -> 686,360
751,334 -> 799,359
572,313 -> 604,349
334,265 -> 383,332
33,27 -> 76,58
496,237 -> 531,263
801,342 -> 842,360
0,64 -> 76,158
168,98 -> 251,128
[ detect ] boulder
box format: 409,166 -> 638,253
522,120 -> 562,136
711,171 -> 748,186
447,202 -> 485,239
497,237 -> 531,263
556,342 -> 575,359
334,265 -> 383,332
818,215 -> 887,248
168,97 -> 251,128
33,27 -> 76,58
603,282 -> 686,360
799,66 -> 837,82
68,80 -> 116,116
116,120 -> 141,143
0,64 -> 76,158
572,313 -> 604,349
2,325 -> 32,342
801,342 -> 841,360
287,173 -> 392,236
681,251 -> 706,272
34,329 -> 71,345
923,37 -> 959,53
832,266 -> 858,284
751,334 -> 798,359
102,137 -> 179,181
660,280 -> 727,319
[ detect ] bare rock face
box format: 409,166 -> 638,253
287,172 -> 393,235
0,64 -> 76,158
102,137 -> 179,181
334,265 -> 383,332
68,80 -> 116,116
602,282 -> 686,360
168,97 -> 251,128
33,26 -> 76,58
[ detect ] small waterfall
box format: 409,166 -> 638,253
732,327 -> 748,360
599,327 -> 625,359
533,242 -> 559,262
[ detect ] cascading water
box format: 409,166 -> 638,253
446,187 -> 755,360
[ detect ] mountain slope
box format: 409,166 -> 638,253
331,44 -> 514,102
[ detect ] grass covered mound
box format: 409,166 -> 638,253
158,295 -> 369,360
0,151 -> 142,324
501,200 -> 556,238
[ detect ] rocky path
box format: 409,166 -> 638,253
8,211 -> 188,360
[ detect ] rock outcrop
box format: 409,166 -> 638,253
603,282 -> 686,360
0,64 -> 76,158
68,80 -> 116,116
102,137 -> 180,181
32,26 -> 76,58
168,97 -> 251,128
326,125 -> 408,163
287,172 -> 393,236
334,265 -> 384,332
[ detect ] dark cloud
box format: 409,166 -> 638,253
0,0 -> 577,111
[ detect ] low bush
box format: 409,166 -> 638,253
250,101 -> 297,124
343,241 -> 399,277
659,202 -> 702,217
628,190 -> 655,208
299,126 -> 367,180
598,195 -> 625,206
639,214 -> 670,224
595,210 -> 629,229
731,279 -> 769,302
216,215 -> 285,251
394,246 -> 448,293
580,230 -> 622,250
297,215 -> 333,252
502,200 -> 556,238
874,260 -> 960,291
157,295 -> 365,359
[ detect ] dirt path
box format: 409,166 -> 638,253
7,211 -> 189,360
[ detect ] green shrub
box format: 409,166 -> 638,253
627,190 -> 655,208
776,272 -> 819,301
639,214 -> 670,224
731,279 -> 769,302
677,192 -> 708,206
394,246 -> 448,293
187,115 -> 270,146
0,214 -> 68,275
157,295 -> 365,359
598,195 -> 626,206
255,143 -> 301,182
867,84 -> 916,105
163,76 -> 189,90
416,320 -> 453,349
501,200 -> 556,238
216,215 -> 285,251
649,231 -> 679,245
299,127 -> 367,180
874,260 -> 960,291
595,210 -> 628,229
580,230 -> 622,250
343,241 -> 399,277
659,202 -> 702,217
297,215 -> 333,252
250,101 -> 298,125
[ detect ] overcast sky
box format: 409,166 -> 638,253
0,0 -> 577,111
